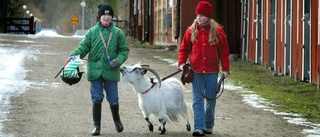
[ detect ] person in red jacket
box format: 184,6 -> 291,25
178,1 -> 230,136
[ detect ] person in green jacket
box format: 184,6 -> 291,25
68,3 -> 129,136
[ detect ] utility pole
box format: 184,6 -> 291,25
80,0 -> 86,30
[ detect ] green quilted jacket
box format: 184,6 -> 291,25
70,22 -> 129,81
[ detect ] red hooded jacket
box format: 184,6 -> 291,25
178,24 -> 230,74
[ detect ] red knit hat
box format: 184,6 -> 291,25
195,1 -> 213,18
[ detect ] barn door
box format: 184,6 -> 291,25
242,0 -> 249,60
269,0 -> 276,69
285,0 -> 292,75
257,0 -> 262,64
303,0 -> 311,81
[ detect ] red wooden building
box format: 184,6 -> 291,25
128,0 -> 241,54
127,0 -> 320,87
241,0 -> 320,86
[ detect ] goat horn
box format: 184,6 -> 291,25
141,66 -> 162,88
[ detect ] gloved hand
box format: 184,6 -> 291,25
109,60 -> 118,68
67,56 -> 77,61
178,63 -> 185,70
223,71 -> 229,78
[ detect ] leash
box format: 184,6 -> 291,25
159,66 -> 226,99
216,74 -> 226,99
158,64 -> 226,99
194,72 -> 226,100
147,67 -> 225,99
160,67 -> 226,99
161,69 -> 182,81
145,69 -> 182,94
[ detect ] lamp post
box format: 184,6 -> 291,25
26,10 -> 30,18
22,5 -> 27,31
22,5 -> 27,17
80,0 -> 86,30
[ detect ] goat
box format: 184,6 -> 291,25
120,62 -> 191,134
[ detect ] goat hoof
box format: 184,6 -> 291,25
186,124 -> 191,131
159,129 -> 166,134
158,126 -> 166,134
148,124 -> 154,132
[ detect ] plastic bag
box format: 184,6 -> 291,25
61,56 -> 83,78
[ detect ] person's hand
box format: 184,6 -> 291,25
178,63 -> 185,70
110,60 -> 118,68
67,56 -> 77,61
223,71 -> 229,78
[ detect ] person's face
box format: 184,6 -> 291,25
196,14 -> 209,26
100,14 -> 113,26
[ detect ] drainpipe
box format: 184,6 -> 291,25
294,69 -> 298,82
317,68 -> 320,89
134,0 -> 138,38
140,0 -> 150,44
174,0 -> 180,40
317,73 -> 320,89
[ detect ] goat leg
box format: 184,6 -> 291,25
186,122 -> 191,131
158,119 -> 166,131
158,119 -> 166,134
145,118 -> 153,132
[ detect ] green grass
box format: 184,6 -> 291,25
127,37 -> 165,49
229,60 -> 320,123
127,38 -> 320,123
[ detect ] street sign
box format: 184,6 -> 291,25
71,14 -> 79,25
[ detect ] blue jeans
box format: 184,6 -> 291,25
90,77 -> 119,105
192,72 -> 218,131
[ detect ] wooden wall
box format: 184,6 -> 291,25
242,0 -> 319,85
128,0 -> 319,86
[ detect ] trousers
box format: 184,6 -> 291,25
90,77 -> 119,105
191,72 -> 218,131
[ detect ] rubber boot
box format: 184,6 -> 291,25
91,103 -> 101,136
110,104 -> 123,132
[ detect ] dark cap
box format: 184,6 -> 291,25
98,3 -> 114,18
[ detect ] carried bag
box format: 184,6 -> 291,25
180,63 -> 194,85
59,56 -> 84,85
61,57 -> 83,78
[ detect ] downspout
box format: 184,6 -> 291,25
148,0 -> 151,43
317,67 -> 320,89
141,0 -> 150,44
174,0 -> 180,40
134,0 -> 138,38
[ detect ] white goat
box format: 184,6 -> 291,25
120,62 -> 191,134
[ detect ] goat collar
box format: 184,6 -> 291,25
142,82 -> 157,94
